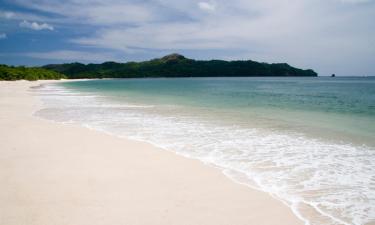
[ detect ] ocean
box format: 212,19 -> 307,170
33,77 -> 375,225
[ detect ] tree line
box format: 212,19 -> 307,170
0,64 -> 66,81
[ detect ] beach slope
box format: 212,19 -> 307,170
0,81 -> 302,225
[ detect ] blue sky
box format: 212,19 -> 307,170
0,0 -> 374,76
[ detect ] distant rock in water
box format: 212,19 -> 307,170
42,53 -> 318,79
331,74 -> 336,77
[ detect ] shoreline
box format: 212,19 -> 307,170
0,80 -> 304,225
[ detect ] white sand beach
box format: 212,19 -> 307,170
0,80 -> 303,225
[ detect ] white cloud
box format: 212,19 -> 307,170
0,33 -> 7,39
19,20 -> 54,31
23,50 -> 118,62
198,1 -> 216,12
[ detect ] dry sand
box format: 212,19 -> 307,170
0,80 -> 303,225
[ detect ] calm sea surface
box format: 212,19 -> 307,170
34,77 -> 375,225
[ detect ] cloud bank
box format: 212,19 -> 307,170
23,50 -> 117,62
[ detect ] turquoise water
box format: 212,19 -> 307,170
62,77 -> 375,146
35,77 -> 375,225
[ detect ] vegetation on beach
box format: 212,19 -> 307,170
0,64 -> 66,81
43,53 -> 318,79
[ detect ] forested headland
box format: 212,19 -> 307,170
43,54 -> 318,79
1,54 -> 317,80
